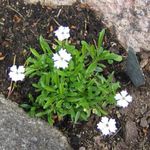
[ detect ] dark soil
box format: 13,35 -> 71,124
0,0 -> 150,150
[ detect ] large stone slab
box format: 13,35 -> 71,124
84,0 -> 150,52
0,95 -> 71,150
24,0 -> 76,6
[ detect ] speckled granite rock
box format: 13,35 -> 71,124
0,95 -> 71,150
84,0 -> 150,52
24,0 -> 76,6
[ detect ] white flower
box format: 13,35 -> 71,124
54,26 -> 70,41
52,49 -> 72,69
115,90 -> 132,108
97,117 -> 117,135
9,65 -> 25,82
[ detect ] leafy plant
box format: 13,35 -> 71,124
24,29 -> 122,125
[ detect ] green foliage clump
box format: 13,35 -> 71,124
24,29 -> 122,125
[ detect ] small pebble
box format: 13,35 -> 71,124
140,117 -> 148,128
124,120 -> 138,145
79,146 -> 86,150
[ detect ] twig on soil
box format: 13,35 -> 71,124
52,18 -> 60,26
56,9 -> 62,18
93,39 -> 98,49
7,55 -> 16,99
84,19 -> 87,31
7,81 -> 15,99
109,126 -> 122,140
0,22 -> 4,25
6,5 -> 25,20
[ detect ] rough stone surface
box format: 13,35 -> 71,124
84,0 -> 150,52
24,0 -> 76,6
0,95 -> 71,150
124,120 -> 138,145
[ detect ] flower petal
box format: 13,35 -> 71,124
54,26 -> 70,41
117,99 -> 129,108
125,95 -> 132,102
60,60 -> 68,69
101,117 -> 109,124
114,93 -> 122,100
17,74 -> 25,81
9,72 -> 16,79
52,53 -> 61,61
108,119 -> 117,133
54,59 -> 68,69
97,122 -> 105,130
59,49 -> 72,61
121,90 -> 128,97
109,118 -> 116,126
101,127 -> 110,135
10,65 -> 17,72
9,72 -> 18,82
54,60 -> 62,69
18,66 -> 25,73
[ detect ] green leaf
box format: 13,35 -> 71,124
43,97 -> 55,109
95,66 -> 103,73
39,35 -> 51,54
68,97 -> 83,102
99,51 -> 122,62
98,29 -> 105,48
29,106 -> 36,117
32,83 -> 40,88
40,75 -> 55,92
59,82 -> 64,94
108,59 -> 114,64
73,63 -> 84,75
89,45 -> 96,59
85,62 -> 97,77
25,68 -> 36,76
70,108 -> 75,121
56,100 -> 63,109
20,104 -> 31,110
47,113 -> 54,125
112,54 -> 122,62
36,111 -> 47,117
81,41 -> 87,56
81,41 -> 90,53
41,83 -> 55,92
28,93 -> 34,102
75,111 -> 80,124
56,70 -> 67,76
80,112 -> 88,121
44,86 -> 55,92
97,47 -> 104,57
30,48 -> 41,58
107,53 -> 122,62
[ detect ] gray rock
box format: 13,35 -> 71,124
124,120 -> 138,145
24,0 -> 76,6
0,95 -> 72,150
79,146 -> 86,150
140,117 -> 148,128
114,141 -> 128,150
84,0 -> 150,52
126,47 -> 145,87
